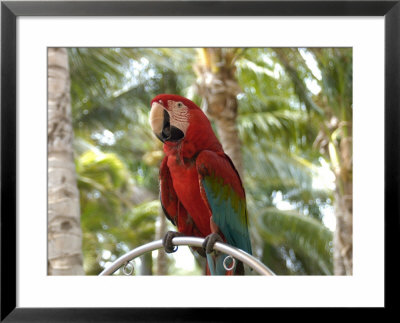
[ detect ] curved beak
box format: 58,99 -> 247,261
149,102 -> 184,143
149,102 -> 165,137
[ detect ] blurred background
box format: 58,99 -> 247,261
47,47 -> 352,276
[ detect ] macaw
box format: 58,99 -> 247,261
149,94 -> 252,275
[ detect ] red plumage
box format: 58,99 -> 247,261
153,94 -> 224,237
150,94 -> 251,275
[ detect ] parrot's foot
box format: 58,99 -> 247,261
162,231 -> 184,253
202,232 -> 223,254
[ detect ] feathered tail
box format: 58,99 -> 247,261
205,253 -> 243,275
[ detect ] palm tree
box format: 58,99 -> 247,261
67,48 -> 198,274
195,48 -> 244,177
67,47 -> 339,275
311,48 -> 352,275
257,208 -> 333,274
48,47 -> 84,275
233,48 -> 334,274
194,47 -> 335,275
273,48 -> 352,275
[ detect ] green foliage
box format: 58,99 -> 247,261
236,48 -> 333,222
69,48 -> 198,275
256,208 -> 333,275
76,145 -> 159,274
67,47 -> 351,276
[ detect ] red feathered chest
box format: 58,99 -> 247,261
166,154 -> 212,237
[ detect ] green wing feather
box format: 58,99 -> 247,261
196,151 -> 252,255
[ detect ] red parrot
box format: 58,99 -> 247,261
149,94 -> 252,275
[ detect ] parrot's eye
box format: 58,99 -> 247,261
177,102 -> 183,108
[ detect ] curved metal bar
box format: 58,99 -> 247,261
99,236 -> 275,276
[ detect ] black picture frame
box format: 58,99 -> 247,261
1,1 -> 398,321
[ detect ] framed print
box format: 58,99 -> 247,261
1,0 -> 398,320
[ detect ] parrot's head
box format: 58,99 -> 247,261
149,94 -> 208,144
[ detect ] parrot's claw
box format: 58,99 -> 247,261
202,232 -> 223,254
162,231 -> 183,253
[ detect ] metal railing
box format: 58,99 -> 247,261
99,236 -> 275,276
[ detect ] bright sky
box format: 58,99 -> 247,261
299,48 -> 323,95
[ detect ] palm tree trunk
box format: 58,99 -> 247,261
48,48 -> 84,275
274,48 -> 353,275
195,48 -> 244,177
333,133 -> 353,275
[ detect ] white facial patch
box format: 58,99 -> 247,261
167,100 -> 190,135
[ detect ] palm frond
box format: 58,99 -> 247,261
255,207 -> 333,275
